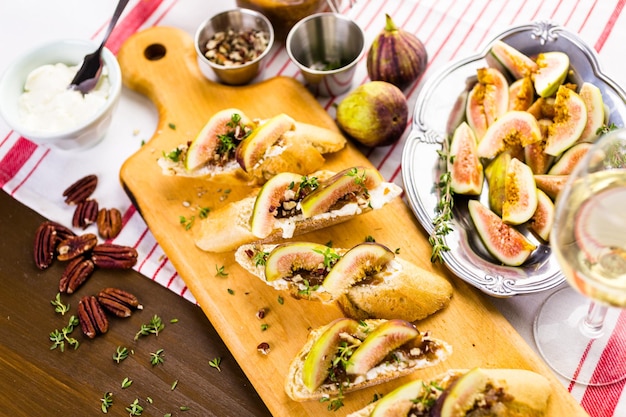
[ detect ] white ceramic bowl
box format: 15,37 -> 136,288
0,39 -> 122,151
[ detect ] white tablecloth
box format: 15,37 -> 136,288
2,1 -> 626,415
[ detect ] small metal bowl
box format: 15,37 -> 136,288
195,8 -> 274,86
286,13 -> 365,97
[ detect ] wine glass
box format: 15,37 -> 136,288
533,128 -> 626,386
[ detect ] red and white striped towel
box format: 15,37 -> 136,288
2,1 -> 625,415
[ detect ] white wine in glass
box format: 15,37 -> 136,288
534,128 -> 626,386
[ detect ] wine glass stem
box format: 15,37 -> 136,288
580,301 -> 609,339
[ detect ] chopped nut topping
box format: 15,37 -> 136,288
204,27 -> 269,67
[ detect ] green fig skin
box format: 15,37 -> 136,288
336,81 -> 409,147
367,14 -> 428,90
302,318 -> 362,393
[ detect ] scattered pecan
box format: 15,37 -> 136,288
97,288 -> 143,317
59,256 -> 95,293
255,308 -> 267,320
91,243 -> 138,269
257,342 -> 270,355
72,199 -> 99,229
33,222 -> 57,270
77,295 -> 109,339
47,221 -> 77,243
57,233 -> 98,261
97,208 -> 122,240
63,174 -> 98,205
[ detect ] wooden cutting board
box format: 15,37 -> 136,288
118,26 -> 588,417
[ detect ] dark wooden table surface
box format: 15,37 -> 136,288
0,189 -> 272,416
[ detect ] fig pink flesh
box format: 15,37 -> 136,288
468,200 -> 536,266
300,167 -> 382,218
264,242 -> 329,281
345,319 -> 419,375
477,110 -> 541,159
449,122 -> 483,195
250,172 -> 303,238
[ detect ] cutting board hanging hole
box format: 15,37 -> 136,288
144,43 -> 166,61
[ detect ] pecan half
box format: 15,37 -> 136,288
46,221 -> 77,243
91,243 -> 138,269
59,256 -> 95,293
72,199 -> 99,229
97,208 -> 122,240
77,295 -> 108,339
97,288 -> 143,317
57,233 -> 98,261
33,222 -> 57,270
63,174 -> 98,205
257,342 -> 270,355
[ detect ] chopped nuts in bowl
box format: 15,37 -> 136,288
195,8 -> 274,86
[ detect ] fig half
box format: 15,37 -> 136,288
502,158 -> 538,225
544,85 -> 588,156
370,378 -> 439,417
264,241 -> 333,282
301,318 -> 362,392
449,122 -> 483,195
488,40 -> 538,80
476,110 -> 542,159
322,242 -> 395,298
468,200 -> 536,266
184,108 -> 254,171
465,67 -> 509,140
345,319 -> 419,376
299,167 -> 383,218
528,189 -> 555,242
235,113 -> 295,172
484,151 -> 511,216
249,171 -> 304,238
532,51 -> 569,98
578,81 -> 606,143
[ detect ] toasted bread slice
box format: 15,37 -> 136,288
285,319 -> 452,402
346,368 -> 551,417
234,243 -> 453,322
157,109 -> 346,184
194,168 -> 402,253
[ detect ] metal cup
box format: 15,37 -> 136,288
195,8 -> 275,86
286,13 -> 365,97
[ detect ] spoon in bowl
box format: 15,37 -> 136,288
69,0 -> 130,94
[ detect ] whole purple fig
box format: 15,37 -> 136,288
367,14 -> 428,90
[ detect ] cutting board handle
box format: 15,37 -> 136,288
117,26 -> 223,125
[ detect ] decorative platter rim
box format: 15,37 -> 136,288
401,20 -> 626,297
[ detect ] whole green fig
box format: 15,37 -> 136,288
336,81 -> 408,147
367,14 -> 428,90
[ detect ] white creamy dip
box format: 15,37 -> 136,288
18,62 -> 110,133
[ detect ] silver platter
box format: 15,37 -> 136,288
401,21 -> 626,297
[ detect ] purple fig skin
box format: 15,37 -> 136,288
367,14 -> 428,90
336,81 -> 409,147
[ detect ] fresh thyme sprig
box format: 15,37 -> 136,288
430,139 -> 455,263
100,392 -> 113,413
113,346 -> 130,363
134,315 -> 165,340
49,315 -> 80,352
150,348 -> 165,366
209,357 -> 222,372
50,293 -> 70,315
